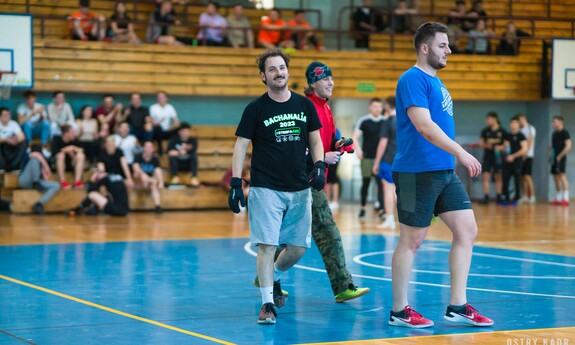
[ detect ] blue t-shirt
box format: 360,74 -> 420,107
392,67 -> 455,173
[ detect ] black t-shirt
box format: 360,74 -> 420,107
481,126 -> 506,156
51,136 -> 80,156
128,106 -> 150,128
105,174 -> 129,208
552,129 -> 571,154
379,115 -> 397,164
98,149 -> 125,177
356,115 -> 385,159
505,131 -> 526,155
167,136 -> 198,153
110,13 -> 130,30
235,92 -> 322,192
134,153 -> 159,176
154,10 -> 176,36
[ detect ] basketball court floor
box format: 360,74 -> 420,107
0,203 -> 574,344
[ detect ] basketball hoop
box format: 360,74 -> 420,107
0,71 -> 17,100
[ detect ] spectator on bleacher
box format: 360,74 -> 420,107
109,1 -> 141,44
95,94 -> 123,136
0,107 -> 26,172
18,144 -> 60,215
147,0 -> 185,46
391,0 -> 420,34
168,123 -> 199,187
133,140 -> 164,213
496,21 -> 530,56
227,3 -> 254,49
96,136 -> 134,189
51,124 -> 85,190
499,116 -> 528,206
47,91 -> 77,137
69,0 -> 107,41
150,91 -> 180,155
286,10 -> 323,51
17,90 -> 51,156
465,0 -> 488,29
121,92 -> 154,142
257,8 -> 294,49
112,122 -> 139,166
465,19 -> 493,54
76,105 -> 101,164
446,0 -> 467,52
352,0 -> 385,48
198,1 -> 228,46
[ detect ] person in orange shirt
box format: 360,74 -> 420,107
69,0 -> 106,41
257,9 -> 294,49
286,10 -> 323,51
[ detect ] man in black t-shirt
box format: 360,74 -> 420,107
479,112 -> 506,204
51,124 -> 86,190
550,116 -> 572,206
499,117 -> 527,206
229,49 -> 325,325
96,136 -> 134,189
167,123 -> 200,187
120,93 -> 153,142
133,140 -> 164,212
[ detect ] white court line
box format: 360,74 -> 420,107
243,242 -> 575,300
477,239 -> 575,245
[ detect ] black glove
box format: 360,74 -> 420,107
309,161 -> 327,191
228,177 -> 246,213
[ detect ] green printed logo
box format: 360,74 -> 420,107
275,127 -> 302,143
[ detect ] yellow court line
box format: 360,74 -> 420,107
0,274 -> 236,345
296,326 -> 575,345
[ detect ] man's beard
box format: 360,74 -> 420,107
427,51 -> 446,70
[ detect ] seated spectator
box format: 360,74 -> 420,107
17,90 -> 51,156
465,19 -> 493,54
133,140 -> 164,213
464,0 -> 488,31
47,91 -> 77,137
447,0 -> 468,52
0,107 -> 26,172
227,3 -> 254,49
95,94 -> 123,135
150,91 -> 180,155
96,136 -> 133,190
257,9 -> 294,49
18,145 -> 60,215
352,0 -> 385,48
76,105 -> 101,164
112,122 -> 139,166
51,124 -> 85,189
286,10 -> 323,51
69,0 -> 106,41
198,1 -> 228,46
109,1 -> 140,44
147,0 -> 185,46
168,123 -> 199,187
391,0 -> 420,33
120,92 -> 154,142
496,21 -> 530,56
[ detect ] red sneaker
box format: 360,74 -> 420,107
551,200 -> 562,206
257,303 -> 276,325
389,305 -> 434,328
562,200 -> 569,207
74,180 -> 85,189
60,181 -> 71,190
444,303 -> 494,326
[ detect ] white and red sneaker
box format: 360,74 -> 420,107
444,303 -> 494,326
389,305 -> 434,328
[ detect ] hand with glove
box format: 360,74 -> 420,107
338,137 -> 355,154
228,177 -> 246,213
309,161 -> 327,191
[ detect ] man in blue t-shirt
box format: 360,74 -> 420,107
389,22 -> 493,329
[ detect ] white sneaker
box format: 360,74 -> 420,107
518,197 -> 529,203
329,202 -> 339,211
377,218 -> 396,229
42,148 -> 52,159
529,196 -> 536,204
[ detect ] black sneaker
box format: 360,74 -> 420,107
273,280 -> 285,308
84,205 -> 99,216
154,206 -> 163,214
480,195 -> 489,205
258,302 -> 277,325
358,209 -> 366,218
32,202 -> 45,215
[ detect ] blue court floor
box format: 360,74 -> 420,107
1,235 -> 574,344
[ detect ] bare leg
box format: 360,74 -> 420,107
383,180 -> 396,216
482,172 -> 491,196
150,178 -> 161,206
88,191 -> 109,210
274,244 -> 306,271
524,175 -> 535,199
56,153 -> 66,182
561,173 -> 569,192
73,152 -> 85,182
257,244 -> 277,289
494,172 -> 503,195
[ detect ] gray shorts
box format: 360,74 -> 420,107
248,187 -> 312,248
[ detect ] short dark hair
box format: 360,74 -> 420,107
79,105 -> 92,118
61,124 -> 73,134
510,115 -> 520,122
486,111 -> 498,119
294,9 -> 305,15
157,90 -> 168,96
385,95 -> 396,109
103,94 -> 114,99
553,116 -> 564,122
52,90 -> 64,98
23,90 -> 36,99
142,140 -> 154,146
256,48 -> 290,73
0,107 -> 9,114
456,0 -> 466,5
208,1 -> 220,10
369,97 -> 382,104
414,22 -> 448,53
179,122 -> 191,131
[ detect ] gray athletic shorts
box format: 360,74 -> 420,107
248,187 -> 312,248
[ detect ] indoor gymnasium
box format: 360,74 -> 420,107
0,0 -> 574,344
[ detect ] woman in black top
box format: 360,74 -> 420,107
110,1 -> 140,44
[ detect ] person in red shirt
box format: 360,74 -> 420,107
69,0 -> 106,41
257,9 -> 294,49
286,10 -> 323,51
95,94 -> 123,135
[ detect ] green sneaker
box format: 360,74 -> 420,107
253,276 -> 289,297
335,284 -> 370,303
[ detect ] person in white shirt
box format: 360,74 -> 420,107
112,122 -> 139,165
0,107 -> 27,172
17,90 -> 51,156
518,113 -> 536,203
150,91 -> 180,154
47,91 -> 78,137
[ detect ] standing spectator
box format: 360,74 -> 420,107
496,21 -> 530,56
446,0 -> 467,52
147,0 -> 185,46
150,91 -> 180,154
121,92 -> 154,142
51,124 -> 85,189
257,9 -> 294,49
465,19 -> 493,55
17,90 -> 51,156
392,0 -> 420,33
76,105 -> 101,164
518,113 -> 536,203
227,3 -> 254,49
18,145 -> 60,215
499,116 -> 527,206
286,10 -> 323,51
352,0 -> 385,48
198,1 -> 228,46
109,1 -> 141,44
479,112 -> 506,204
69,0 -> 106,41
167,123 -> 200,187
0,107 -> 26,172
550,116 -> 571,206
95,94 -> 123,135
133,140 -> 164,213
97,136 -> 133,189
112,122 -> 139,166
47,91 -> 77,137
353,98 -> 385,218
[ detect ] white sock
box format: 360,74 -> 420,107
260,286 -> 273,305
556,191 -> 564,201
564,190 -> 570,201
273,264 -> 284,282
386,214 -> 395,222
